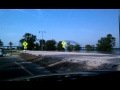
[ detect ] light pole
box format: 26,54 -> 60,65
39,31 -> 46,51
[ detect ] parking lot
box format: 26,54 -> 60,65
0,55 -> 50,81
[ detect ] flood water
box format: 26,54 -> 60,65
67,48 -> 120,55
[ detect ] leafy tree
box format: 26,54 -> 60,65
45,39 -> 56,51
39,39 -> 46,50
56,41 -> 65,51
9,42 -> 13,49
96,34 -> 116,51
9,42 -> 13,55
9,42 -> 13,46
74,44 -> 81,51
67,44 -> 74,52
34,42 -> 40,50
0,39 -> 3,47
85,44 -> 93,51
19,46 -> 24,50
19,33 -> 37,50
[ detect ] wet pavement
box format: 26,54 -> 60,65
0,55 -> 50,81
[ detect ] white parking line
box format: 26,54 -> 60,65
14,62 -> 34,76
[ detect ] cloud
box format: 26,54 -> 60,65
14,9 -> 42,18
0,9 -> 42,19
35,9 -> 41,15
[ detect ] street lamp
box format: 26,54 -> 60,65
39,31 -> 46,51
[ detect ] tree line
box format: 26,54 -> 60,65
18,33 -> 81,51
0,40 -> 14,50
0,33 -> 116,52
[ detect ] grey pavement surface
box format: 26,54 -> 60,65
0,55 -> 50,81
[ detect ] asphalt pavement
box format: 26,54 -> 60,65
0,55 -> 50,81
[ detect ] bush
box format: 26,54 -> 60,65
74,44 -> 81,51
67,44 -> 74,52
96,34 -> 116,51
85,45 -> 93,51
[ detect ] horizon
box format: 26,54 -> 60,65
0,9 -> 119,48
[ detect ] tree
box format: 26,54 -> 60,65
9,42 -> 13,55
9,42 -> 13,49
96,34 -> 116,51
67,44 -> 74,52
74,44 -> 81,51
39,39 -> 46,50
9,42 -> 13,46
0,39 -> 3,47
34,42 -> 40,50
19,33 -> 37,50
85,44 -> 93,51
57,41 -> 65,51
45,39 -> 56,51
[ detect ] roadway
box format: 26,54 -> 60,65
0,55 -> 50,81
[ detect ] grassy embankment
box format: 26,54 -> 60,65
4,50 -> 20,55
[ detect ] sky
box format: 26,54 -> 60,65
0,9 -> 119,48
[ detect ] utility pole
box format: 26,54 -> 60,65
39,31 -> 46,51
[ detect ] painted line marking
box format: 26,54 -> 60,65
14,62 -> 34,76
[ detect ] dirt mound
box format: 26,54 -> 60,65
20,53 -> 118,73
